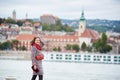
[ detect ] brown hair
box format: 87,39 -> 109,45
31,37 -> 41,46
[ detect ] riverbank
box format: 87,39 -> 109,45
0,51 -> 120,64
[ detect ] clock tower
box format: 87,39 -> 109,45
78,10 -> 86,36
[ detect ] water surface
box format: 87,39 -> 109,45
0,60 -> 120,80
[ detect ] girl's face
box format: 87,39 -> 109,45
35,38 -> 41,45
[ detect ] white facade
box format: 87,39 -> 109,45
43,52 -> 120,64
78,21 -> 86,36
79,37 -> 91,47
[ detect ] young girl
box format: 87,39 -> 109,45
31,37 -> 44,80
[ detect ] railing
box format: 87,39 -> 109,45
0,51 -> 120,64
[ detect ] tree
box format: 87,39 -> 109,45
87,45 -> 92,52
101,32 -> 107,45
92,32 -> 112,53
92,39 -> 101,52
53,47 -> 57,51
81,42 -> 87,51
56,20 -> 62,26
72,44 -> 80,52
17,20 -> 23,26
0,18 -> 5,24
2,41 -> 12,50
0,42 -> 3,50
11,40 -> 19,50
4,18 -> 16,24
21,46 -> 27,51
58,46 -> 61,52
65,44 -> 72,50
41,23 -> 74,32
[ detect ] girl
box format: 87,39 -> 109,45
31,37 -> 44,80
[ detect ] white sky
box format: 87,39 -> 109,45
0,0 -> 120,20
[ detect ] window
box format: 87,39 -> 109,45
67,39 -> 70,42
65,54 -> 72,60
51,57 -> 53,59
74,55 -> 81,60
64,39 -> 66,42
71,39 -> 73,42
56,54 -> 62,60
57,39 -> 59,42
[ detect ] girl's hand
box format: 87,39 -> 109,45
33,65 -> 37,70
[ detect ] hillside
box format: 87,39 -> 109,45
61,19 -> 120,33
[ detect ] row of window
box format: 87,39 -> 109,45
46,39 -> 78,42
50,54 -> 120,62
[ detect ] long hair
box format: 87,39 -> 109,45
31,37 -> 41,46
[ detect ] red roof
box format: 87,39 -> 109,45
16,34 -> 36,41
80,29 -> 99,39
34,22 -> 40,27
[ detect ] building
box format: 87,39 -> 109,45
43,34 -> 79,52
78,10 -> 86,36
19,26 -> 33,34
34,22 -> 42,32
16,34 -> 36,50
78,10 -> 100,47
40,14 -> 59,24
12,10 -> 16,21
41,10 -> 100,52
108,35 -> 120,54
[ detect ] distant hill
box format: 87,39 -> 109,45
61,19 -> 120,33
32,18 -> 120,33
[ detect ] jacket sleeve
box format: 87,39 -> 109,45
31,46 -> 37,65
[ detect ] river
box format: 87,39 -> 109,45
0,60 -> 120,80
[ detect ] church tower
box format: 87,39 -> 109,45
12,9 -> 16,20
26,13 -> 28,19
78,10 -> 86,36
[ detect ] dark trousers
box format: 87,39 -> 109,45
31,75 -> 43,80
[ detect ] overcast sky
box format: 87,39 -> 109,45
0,0 -> 120,20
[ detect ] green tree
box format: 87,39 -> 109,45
17,20 -> 23,26
21,46 -> 27,51
65,44 -> 72,50
2,41 -> 12,50
101,32 -> 107,45
92,32 -> 112,53
81,42 -> 87,51
4,18 -> 16,24
41,23 -> 74,32
0,42 -> 3,50
87,45 -> 92,52
92,39 -> 101,52
53,47 -> 57,51
0,18 -> 5,24
72,44 -> 80,52
11,40 -> 19,50
56,20 -> 62,26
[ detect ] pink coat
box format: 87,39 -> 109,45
31,46 -> 43,75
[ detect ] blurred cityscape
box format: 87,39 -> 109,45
0,9 -> 120,54
0,1 -> 120,80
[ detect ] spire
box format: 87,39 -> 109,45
26,13 -> 28,19
82,9 -> 84,16
12,9 -> 16,20
80,9 -> 85,21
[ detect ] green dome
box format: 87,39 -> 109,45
80,10 -> 85,21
